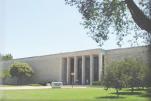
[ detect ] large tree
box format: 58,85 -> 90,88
9,62 -> 33,85
103,58 -> 150,94
65,0 -> 151,46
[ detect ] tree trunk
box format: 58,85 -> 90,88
149,0 -> 151,18
131,87 -> 134,92
17,77 -> 19,85
17,77 -> 22,85
125,0 -> 151,33
116,89 -> 119,97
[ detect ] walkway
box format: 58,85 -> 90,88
0,85 -> 87,90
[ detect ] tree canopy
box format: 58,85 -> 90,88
103,58 -> 150,94
65,0 -> 151,46
1,54 -> 13,61
9,62 -> 33,85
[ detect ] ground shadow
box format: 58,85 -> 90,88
96,90 -> 146,100
96,96 -> 125,99
140,89 -> 151,98
111,91 -> 143,95
126,88 -> 147,92
140,93 -> 151,98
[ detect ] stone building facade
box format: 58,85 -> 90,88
1,46 -> 151,85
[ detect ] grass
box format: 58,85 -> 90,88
0,88 -> 150,101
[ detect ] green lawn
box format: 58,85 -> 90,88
0,88 -> 150,101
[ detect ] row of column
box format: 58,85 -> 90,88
63,54 -> 102,85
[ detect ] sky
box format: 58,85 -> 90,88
0,0 -> 143,59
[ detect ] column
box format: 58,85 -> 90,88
90,55 -> 94,85
98,54 -> 102,81
67,57 -> 70,84
82,56 -> 85,85
61,58 -> 64,82
74,56 -> 77,84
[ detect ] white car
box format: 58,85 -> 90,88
51,82 -> 63,88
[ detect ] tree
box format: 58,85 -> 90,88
9,62 -> 33,85
121,59 -> 146,92
65,0 -> 151,46
103,61 -> 123,96
1,54 -> 13,61
0,70 -> 11,83
141,63 -> 151,88
103,58 -> 149,94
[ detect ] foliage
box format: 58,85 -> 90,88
142,65 -> 151,87
1,54 -> 13,61
9,62 -> 33,85
28,84 -> 42,86
103,58 -> 150,93
0,70 -> 11,79
103,61 -> 123,95
65,0 -> 151,46
92,81 -> 102,85
119,59 -> 148,91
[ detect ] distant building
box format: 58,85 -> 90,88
1,46 -> 151,85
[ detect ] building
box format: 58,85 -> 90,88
1,46 -> 151,85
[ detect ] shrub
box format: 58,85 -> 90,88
28,84 -> 42,86
92,81 -> 102,85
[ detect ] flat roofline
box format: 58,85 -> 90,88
12,48 -> 102,60
105,45 -> 150,52
4,45 -> 149,61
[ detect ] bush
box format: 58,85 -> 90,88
28,84 -> 42,86
38,81 -> 52,86
92,81 -> 102,85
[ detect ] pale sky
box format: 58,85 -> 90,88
0,0 -> 144,59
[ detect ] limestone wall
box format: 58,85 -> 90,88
104,46 -> 151,67
1,54 -> 62,84
1,46 -> 150,85
1,48 -> 102,85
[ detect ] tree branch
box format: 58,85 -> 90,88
125,0 -> 151,33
